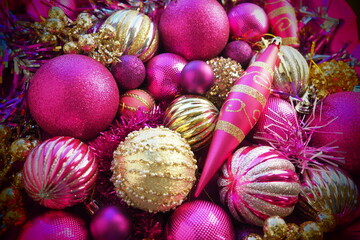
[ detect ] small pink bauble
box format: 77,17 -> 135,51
119,89 -> 155,118
28,54 -> 119,140
228,3 -> 269,40
223,40 -> 253,68
180,60 -> 214,95
111,55 -> 146,90
23,136 -> 98,209
145,53 -> 187,101
159,0 -> 229,60
90,206 -> 133,240
166,200 -> 235,240
309,92 -> 360,176
26,0 -> 77,21
19,211 -> 88,240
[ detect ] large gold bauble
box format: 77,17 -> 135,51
102,9 -> 159,62
111,126 -> 197,213
163,95 -> 219,151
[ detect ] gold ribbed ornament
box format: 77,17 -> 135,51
102,9 -> 159,62
163,95 -> 219,151
111,127 -> 197,213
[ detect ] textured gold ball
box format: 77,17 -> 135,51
45,18 -> 64,33
205,57 -> 244,108
286,223 -> 300,240
316,210 -> 336,232
10,138 -> 34,161
78,34 -> 96,52
111,126 -> 197,212
299,221 -> 323,240
63,41 -> 80,54
163,95 -> 219,151
263,216 -> 288,240
0,124 -> 12,143
243,233 -> 263,240
48,7 -> 67,23
76,12 -> 93,30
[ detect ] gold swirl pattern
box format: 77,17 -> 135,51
267,6 -> 295,19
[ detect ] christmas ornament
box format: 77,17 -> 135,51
90,206 -> 133,240
205,57 -> 244,109
18,211 -> 88,240
23,136 -> 98,209
218,146 -> 300,226
297,164 -> 359,229
309,92 -> 360,176
244,234 -> 263,240
111,126 -> 197,212
26,0 -> 76,21
223,40 -> 253,68
286,223 -> 301,240
119,89 -> 155,118
27,54 -> 119,140
166,200 -> 235,240
180,60 -> 215,95
163,95 -> 219,151
308,60 -> 358,99
195,38 -> 281,196
264,0 -> 299,47
102,9 -> 159,62
145,53 -> 187,101
228,3 -> 269,41
159,0 -> 229,60
111,55 -> 146,90
263,216 -> 288,240
299,221 -> 323,240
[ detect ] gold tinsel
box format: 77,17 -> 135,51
205,57 -> 244,109
309,59 -> 358,99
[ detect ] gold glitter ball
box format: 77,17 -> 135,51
9,138 -> 34,161
243,233 -> 263,240
309,59 -> 359,99
205,57 -> 244,109
299,221 -> 323,240
263,216 -> 288,240
286,223 -> 300,240
315,210 -> 336,233
111,126 -> 197,213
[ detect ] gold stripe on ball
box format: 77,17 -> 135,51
230,84 -> 266,108
122,93 -> 152,108
215,120 -> 245,143
249,61 -> 274,76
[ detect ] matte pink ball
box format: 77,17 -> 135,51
166,200 -> 235,240
111,55 -> 146,90
228,3 -> 269,40
159,0 -> 229,60
28,54 -> 119,140
223,40 -> 253,68
26,0 -> 77,21
145,53 -> 187,101
180,60 -> 214,95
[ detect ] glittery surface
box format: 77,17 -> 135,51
159,0 -> 229,60
223,40 -> 253,68
19,211 -> 88,240
299,221 -> 323,240
111,127 -> 197,213
228,3 -> 269,40
23,136 -> 98,209
263,216 -> 288,240
166,200 -> 235,240
218,146 -> 300,226
145,53 -> 187,101
28,54 -> 120,140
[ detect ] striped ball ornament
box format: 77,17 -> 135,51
111,126 -> 197,212
218,146 -> 300,226
119,89 -> 155,118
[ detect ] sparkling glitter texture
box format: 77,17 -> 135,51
111,126 -> 197,213
166,200 -> 235,240
218,146 -> 300,226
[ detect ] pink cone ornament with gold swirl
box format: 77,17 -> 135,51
218,146 -> 301,226
264,0 -> 299,47
23,136 -> 98,209
195,38 -> 281,197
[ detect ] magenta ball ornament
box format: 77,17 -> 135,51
90,206 -> 133,240
28,54 -> 119,140
166,200 -> 235,240
19,211 -> 89,240
111,55 -> 146,90
159,0 -> 229,60
145,53 -> 187,101
228,3 -> 269,41
180,60 -> 215,95
223,40 -> 253,68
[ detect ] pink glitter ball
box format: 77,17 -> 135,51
28,54 -> 119,140
166,200 -> 235,240
223,40 -> 253,68
145,53 -> 187,101
19,211 -> 88,240
228,3 -> 269,40
159,0 -> 229,60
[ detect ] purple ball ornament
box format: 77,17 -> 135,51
223,40 -> 253,68
111,55 -> 146,90
90,206 -> 133,240
228,3 -> 269,41
180,60 -> 215,95
145,53 -> 187,101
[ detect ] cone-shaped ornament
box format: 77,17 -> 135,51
195,38 -> 281,197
